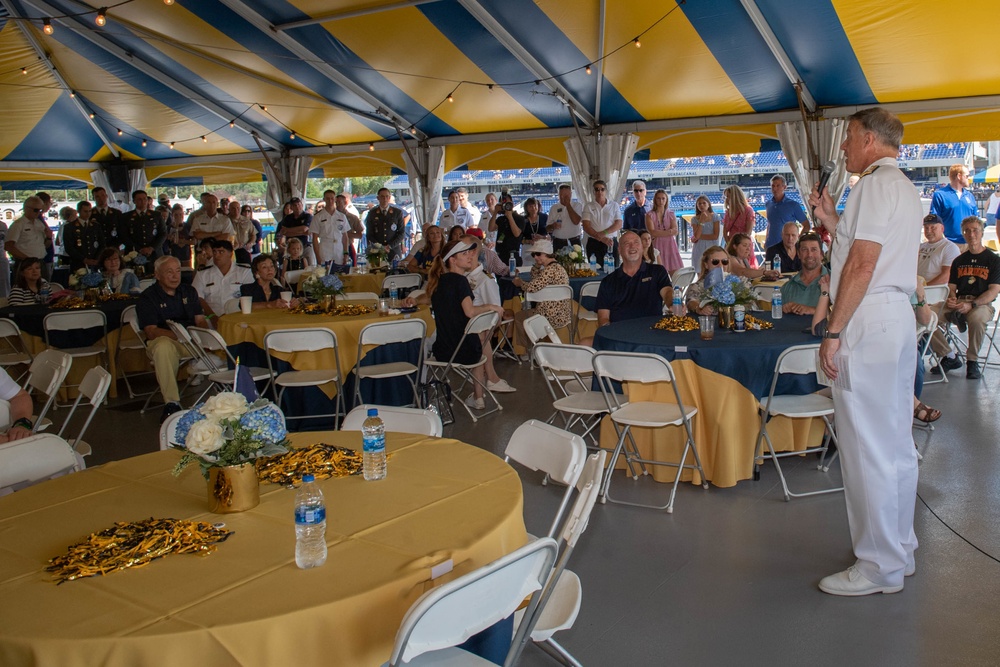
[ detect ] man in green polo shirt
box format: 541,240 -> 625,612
780,232 -> 827,315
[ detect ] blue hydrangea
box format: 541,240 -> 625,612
239,403 -> 287,445
320,273 -> 343,291
173,404 -> 207,446
80,271 -> 105,288
134,254 -> 149,266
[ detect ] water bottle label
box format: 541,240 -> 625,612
363,434 -> 385,453
295,505 -> 326,525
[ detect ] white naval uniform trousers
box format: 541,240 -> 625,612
832,291 -> 918,588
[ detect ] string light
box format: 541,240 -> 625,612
117,128 -> 123,136
368,142 -> 374,151
447,93 -> 454,103
141,139 -> 147,147
260,104 -> 267,112
42,19 -> 54,35
95,8 -> 107,27
21,67 -> 27,75
585,64 -> 592,75
69,91 -> 75,98
289,132 -> 296,139
163,0 -> 175,5
89,112 -> 95,119
229,120 -> 235,128
488,84 -> 494,92
633,37 -> 641,48
201,135 -> 207,142
169,142 -> 175,149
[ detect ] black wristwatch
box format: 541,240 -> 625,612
11,417 -> 33,430
822,329 -> 840,340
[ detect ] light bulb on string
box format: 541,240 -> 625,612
141,139 -> 147,147
585,64 -> 592,75
633,37 -> 641,48
368,142 -> 374,151
117,128 -> 123,136
447,93 -> 454,103
21,67 -> 27,75
42,19 -> 54,35
96,8 -> 107,27
290,132 -> 296,140
163,0 -> 175,5
229,120 -> 235,128
201,135 -> 207,143
169,142 -> 175,149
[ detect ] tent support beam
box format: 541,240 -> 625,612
217,0 -> 426,141
738,0 -> 816,113
1,0 -> 120,158
22,0 -> 286,150
458,0 -> 597,129
274,0 -> 438,30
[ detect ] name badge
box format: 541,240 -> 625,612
206,282 -> 216,287
390,224 -> 397,231
641,277 -> 652,283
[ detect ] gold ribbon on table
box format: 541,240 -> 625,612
255,443 -> 365,485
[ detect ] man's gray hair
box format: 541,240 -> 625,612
848,107 -> 904,150
631,180 -> 646,190
961,215 -> 984,232
770,174 -> 786,186
154,255 -> 180,274
558,183 -> 572,191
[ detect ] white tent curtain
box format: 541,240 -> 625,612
263,155 -> 313,218
402,144 -> 445,230
563,133 -> 639,204
89,169 -> 113,198
776,119 -> 848,217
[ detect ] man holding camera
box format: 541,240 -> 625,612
488,191 -> 525,264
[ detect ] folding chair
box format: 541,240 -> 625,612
116,305 -> 155,399
138,277 -> 156,292
593,351 -> 707,513
342,404 -> 442,437
386,537 -> 559,667
284,269 -> 306,291
188,326 -> 272,398
492,311 -> 520,364
572,281 -> 600,343
159,408 -> 189,450
515,451 -> 605,667
504,420 -> 587,538
135,319 -> 197,414
0,318 -> 33,384
43,310 -> 108,404
382,273 -> 421,293
166,321 -> 218,405
670,266 -> 696,299
353,319 -> 426,407
524,314 -> 563,347
0,434 -> 81,495
56,366 -> 112,460
978,305 -> 1000,371
752,285 -> 776,311
752,344 -> 843,501
532,343 -> 606,447
264,327 -> 344,430
24,349 -> 72,433
425,312 -> 502,423
341,291 -> 380,302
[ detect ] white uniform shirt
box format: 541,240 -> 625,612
312,208 -> 350,262
463,205 -> 482,228
830,156 -> 922,299
7,216 -> 48,258
0,366 -> 20,401
439,207 -> 474,231
547,201 -> 583,240
917,238 -> 961,283
987,192 -> 1000,216
189,212 -> 235,238
581,200 -> 622,242
192,263 -> 253,316
467,264 -> 501,307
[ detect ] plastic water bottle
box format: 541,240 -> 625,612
605,249 -> 614,273
362,408 -> 387,481
672,292 -> 684,317
357,253 -> 368,274
294,474 -> 327,569
40,284 -> 50,302
389,280 -> 398,307
772,289 -> 783,319
773,255 -> 781,274
589,254 -> 597,272
508,255 -> 517,277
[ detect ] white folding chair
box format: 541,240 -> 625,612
134,319 -> 196,414
116,305 -> 155,399
166,321 -> 218,405
425,311 -> 502,423
383,273 -> 422,292
342,404 -> 442,437
386,537 -> 559,667
978,304 -> 1000,371
47,282 -> 65,293
55,366 -> 111,460
188,326 -> 272,398
353,319 -> 426,407
284,269 -> 306,290
43,310 -> 108,403
159,408 -> 189,450
524,314 -> 563,347
752,285 -> 776,311
670,266 -> 696,298
0,434 -> 81,495
752,344 -> 843,501
532,343 -> 606,447
264,328 -> 344,430
593,351 -> 707,513
504,420 -> 587,538
572,281 -> 600,343
0,318 -> 32,384
138,277 -> 156,291
341,291 -> 380,302
524,284 -> 573,313
515,451 -> 605,667
923,284 -> 949,306
23,349 -> 72,433
223,298 -> 241,314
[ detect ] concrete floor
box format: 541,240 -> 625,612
71,349 -> 1000,667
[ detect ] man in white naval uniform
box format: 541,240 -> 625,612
810,107 -> 922,596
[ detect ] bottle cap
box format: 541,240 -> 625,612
367,408 -> 378,417
302,473 -> 315,483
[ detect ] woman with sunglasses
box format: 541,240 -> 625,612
726,233 -> 780,281
645,189 -> 683,273
685,246 -> 731,315
511,239 -> 570,353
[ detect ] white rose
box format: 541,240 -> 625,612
313,267 -> 326,278
186,419 -> 225,456
201,392 -> 248,420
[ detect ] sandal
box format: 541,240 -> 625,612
913,402 -> 941,424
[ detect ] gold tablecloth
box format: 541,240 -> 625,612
340,271 -> 386,295
599,359 -> 825,488
0,431 -> 527,666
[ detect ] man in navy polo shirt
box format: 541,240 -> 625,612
929,164 -> 977,247
765,175 -> 808,249
594,230 -> 673,326
622,180 -> 651,233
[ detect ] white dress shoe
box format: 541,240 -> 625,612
464,394 -> 485,410
818,565 -> 903,596
487,378 -> 516,393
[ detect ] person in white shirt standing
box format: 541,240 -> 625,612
192,239 -> 253,318
546,184 -> 583,252
187,194 -> 235,244
581,180 -> 622,270
5,196 -> 52,271
917,214 -> 960,285
438,190 -> 475,233
985,186 -> 1000,227
311,190 -> 351,266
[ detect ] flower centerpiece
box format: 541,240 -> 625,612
700,273 -> 756,328
123,250 -> 150,276
556,244 -> 588,272
300,266 -> 345,312
366,242 -> 389,269
172,392 -> 289,512
68,268 -> 107,301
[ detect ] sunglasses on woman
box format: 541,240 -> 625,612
710,259 -> 729,266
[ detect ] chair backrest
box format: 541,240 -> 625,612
579,281 -> 601,300
25,349 -> 72,431
284,269 -> 305,286
564,450 -> 605,547
388,537 -> 559,666
342,404 -> 443,437
138,277 -> 156,291
752,285 -> 776,306
384,273 -> 422,291
56,367 -> 112,447
358,318 -> 427,347
465,310 -> 499,336
43,311 -> 107,346
0,317 -> 31,362
122,305 -> 147,345
264,327 -> 338,355
47,282 -> 65,293
159,409 -> 189,450
166,320 -> 205,364
923,284 -> 949,306
774,343 -> 820,376
670,266 -> 696,292
0,434 -> 80,493
525,284 -> 573,307
188,326 -> 238,370
592,351 -> 680,413
917,309 -> 938,339
532,343 -> 595,396
341,291 -> 380,301
523,314 -> 562,346
223,298 -> 241,314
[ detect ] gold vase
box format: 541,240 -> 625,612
84,288 -> 100,303
207,463 -> 260,513
320,294 -> 335,313
717,306 -> 734,330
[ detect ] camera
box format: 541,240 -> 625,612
502,201 -> 514,212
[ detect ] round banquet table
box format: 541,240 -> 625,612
593,312 -> 826,488
0,431 -> 527,667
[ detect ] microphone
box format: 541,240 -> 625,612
812,161 -> 836,217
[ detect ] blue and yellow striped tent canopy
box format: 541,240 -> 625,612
1,0 -> 998,188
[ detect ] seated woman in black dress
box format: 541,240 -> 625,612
240,254 -> 298,310
407,239 -> 504,410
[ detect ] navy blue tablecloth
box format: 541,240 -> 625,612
0,298 -> 138,348
498,271 -> 602,305
593,313 -> 821,399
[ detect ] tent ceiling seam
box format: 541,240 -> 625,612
738,0 -> 816,113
